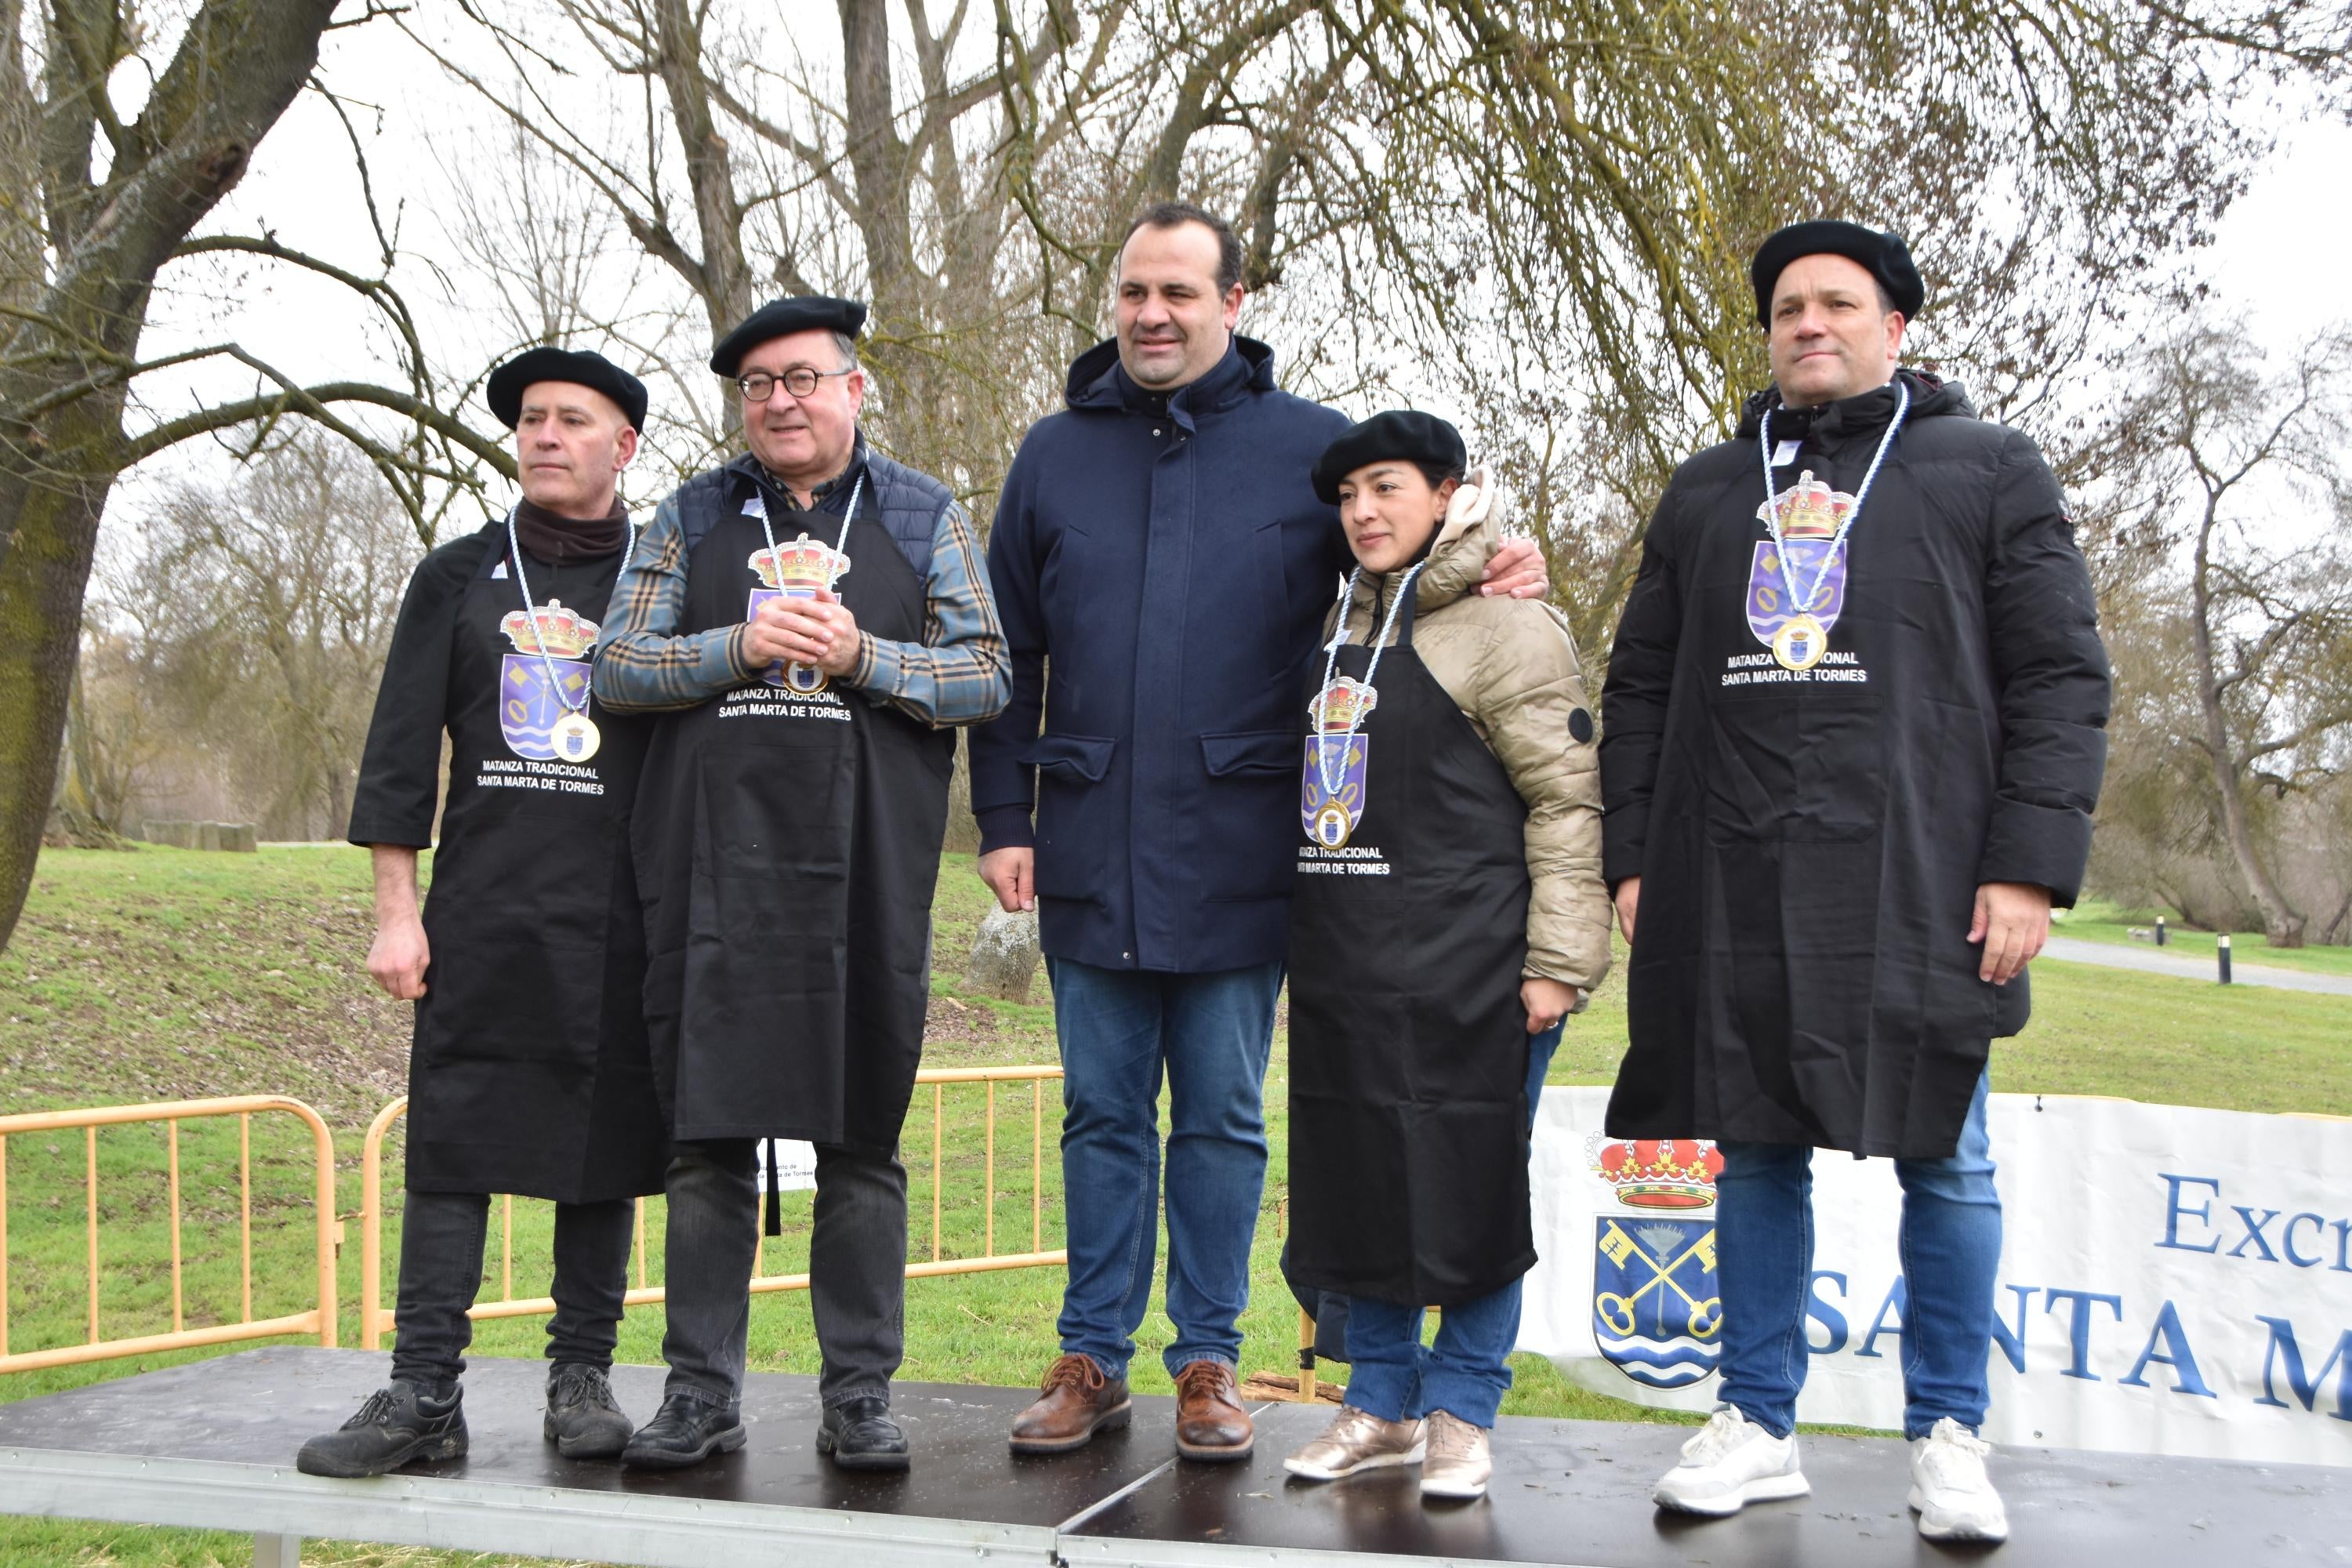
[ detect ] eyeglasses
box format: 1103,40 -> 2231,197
737,365 -> 854,401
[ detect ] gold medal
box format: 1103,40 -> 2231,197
552,711 -> 601,762
1312,801 -> 1356,848
1770,612 -> 1828,672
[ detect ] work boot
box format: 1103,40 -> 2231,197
620,1393 -> 746,1469
1173,1359 -> 1253,1462
1008,1353 -> 1132,1456
1650,1406 -> 1809,1516
296,1382 -> 467,1478
543,1362 -> 633,1461
818,1396 -> 911,1472
1283,1405 -> 1425,1480
1909,1418 -> 2009,1543
1420,1410 -> 1492,1501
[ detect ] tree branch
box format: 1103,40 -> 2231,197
119,360 -> 513,480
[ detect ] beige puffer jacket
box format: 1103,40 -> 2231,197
1323,469 -> 1612,999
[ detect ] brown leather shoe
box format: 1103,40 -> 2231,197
1009,1353 -> 1132,1455
1174,1360 -> 1253,1461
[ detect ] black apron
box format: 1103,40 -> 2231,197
633,473 -> 953,1154
1285,586 -> 1537,1307
408,537 -> 668,1203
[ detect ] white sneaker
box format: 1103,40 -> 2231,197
1651,1406 -> 1809,1516
1909,1418 -> 2009,1543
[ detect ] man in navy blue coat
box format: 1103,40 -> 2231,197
968,203 -> 1546,1462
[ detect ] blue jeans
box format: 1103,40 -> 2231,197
1715,1071 -> 2002,1441
1342,1023 -> 1562,1429
1048,957 -> 1284,1381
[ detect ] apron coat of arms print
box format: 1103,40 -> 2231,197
498,601 -> 597,760
1301,674 -> 1376,848
1747,470 -> 1854,655
1588,1137 -> 1725,1389
747,533 -> 851,694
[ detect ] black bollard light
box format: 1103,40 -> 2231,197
2218,933 -> 2232,985
2156,916 -> 2167,947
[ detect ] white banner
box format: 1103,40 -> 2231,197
1519,1091 -> 2352,1468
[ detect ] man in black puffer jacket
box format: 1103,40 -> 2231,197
1602,222 -> 2111,1544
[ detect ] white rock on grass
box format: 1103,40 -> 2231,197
965,908 -> 1043,1003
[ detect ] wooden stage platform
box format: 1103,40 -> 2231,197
0,1347 -> 2342,1566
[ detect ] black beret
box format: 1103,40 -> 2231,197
486,347 -> 648,431
1311,411 -> 1468,505
709,296 -> 869,377
1749,220 -> 1924,327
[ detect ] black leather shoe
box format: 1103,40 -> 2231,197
818,1396 -> 910,1472
296,1383 -> 467,1478
620,1393 -> 746,1469
544,1363 -> 633,1460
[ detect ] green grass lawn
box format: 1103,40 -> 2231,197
2052,897 -> 2352,977
1,846 -> 2346,1566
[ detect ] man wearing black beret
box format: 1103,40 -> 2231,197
593,295 -> 1009,1472
1603,220 -> 2109,1541
301,347 -> 670,1476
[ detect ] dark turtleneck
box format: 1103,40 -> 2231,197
1739,367 -> 1963,444
512,495 -> 629,564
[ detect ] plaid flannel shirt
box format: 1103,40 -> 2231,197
593,453 -> 1009,726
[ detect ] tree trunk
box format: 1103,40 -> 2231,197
2189,506 -> 2307,949
0,0 -> 337,950
0,398 -> 127,927
2319,888 -> 2351,947
45,651 -> 128,848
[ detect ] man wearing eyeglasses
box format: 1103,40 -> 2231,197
592,295 -> 1010,1472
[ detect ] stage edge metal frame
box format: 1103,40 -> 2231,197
0,1447 -> 1058,1568
1058,1539 -> 1613,1568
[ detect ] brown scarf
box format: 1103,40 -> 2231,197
511,496 -> 630,564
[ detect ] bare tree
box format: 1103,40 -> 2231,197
2109,318 -> 2352,946
0,0 -> 521,951
1336,0 -> 2350,626
46,649 -> 151,845
100,435 -> 423,840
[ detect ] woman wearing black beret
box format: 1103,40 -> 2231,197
1281,412 -> 1611,1501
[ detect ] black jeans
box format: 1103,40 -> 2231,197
390,1189 -> 635,1392
659,1138 -> 907,1410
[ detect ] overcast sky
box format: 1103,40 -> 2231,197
2195,113 -> 2352,348
107,20 -> 2352,539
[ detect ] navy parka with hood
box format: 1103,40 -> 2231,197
968,336 -> 1351,974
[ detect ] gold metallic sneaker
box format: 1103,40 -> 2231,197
1282,1406 -> 1427,1480
1420,1410 -> 1492,1500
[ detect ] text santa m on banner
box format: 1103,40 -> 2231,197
1519,1091 -> 2351,1468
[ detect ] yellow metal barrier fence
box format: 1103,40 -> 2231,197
0,1097 -> 339,1374
359,1065 -> 1066,1348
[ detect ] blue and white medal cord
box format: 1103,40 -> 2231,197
503,505 -> 638,716
1755,380 -> 1910,617
1313,560 -> 1430,797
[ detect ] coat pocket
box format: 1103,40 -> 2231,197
1020,731 -> 1115,782
1200,729 -> 1297,777
1027,732 -> 1117,902
1196,729 -> 1304,903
